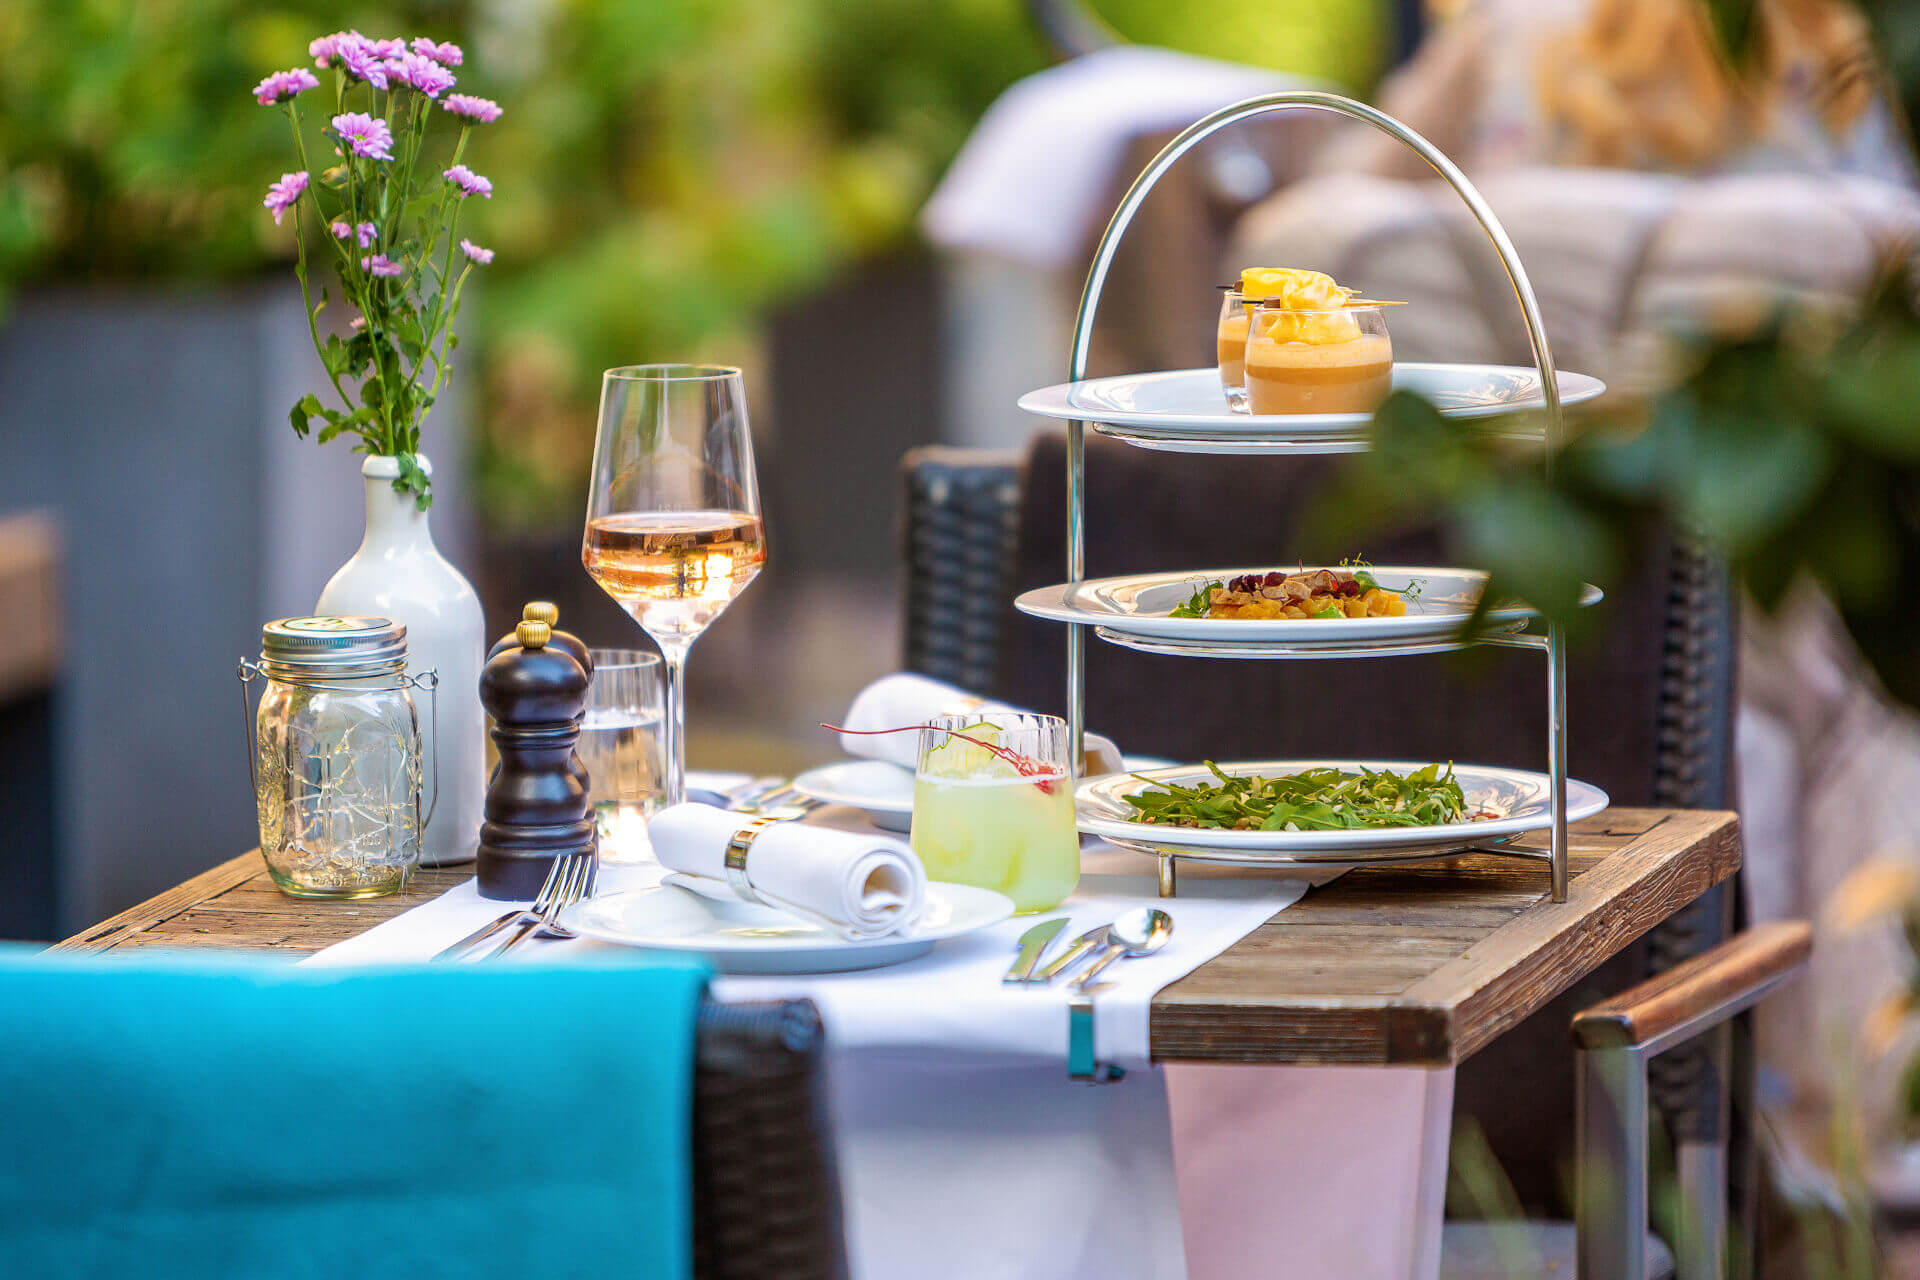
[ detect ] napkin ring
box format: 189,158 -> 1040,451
725,817 -> 781,905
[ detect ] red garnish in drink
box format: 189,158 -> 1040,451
822,723 -> 1061,794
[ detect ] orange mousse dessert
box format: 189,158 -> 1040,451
1239,269 -> 1392,414
1216,291 -> 1250,410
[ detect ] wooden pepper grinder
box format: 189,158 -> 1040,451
487,602 -> 593,790
476,614 -> 596,900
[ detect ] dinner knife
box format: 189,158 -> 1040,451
1003,917 -> 1068,984
1035,924 -> 1109,984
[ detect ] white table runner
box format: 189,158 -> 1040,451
307,785 -> 1450,1280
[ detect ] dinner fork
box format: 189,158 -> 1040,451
436,851 -> 592,962
480,850 -> 597,960
433,852 -> 574,961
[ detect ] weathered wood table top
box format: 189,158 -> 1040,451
54,807 -> 1738,1067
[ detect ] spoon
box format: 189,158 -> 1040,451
1072,907 -> 1173,991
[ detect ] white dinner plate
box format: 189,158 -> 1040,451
1076,759 -> 1609,864
560,881 -> 1014,973
1016,566 -> 1602,653
1018,364 -> 1606,435
793,755 -> 1179,832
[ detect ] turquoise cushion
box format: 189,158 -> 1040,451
0,947 -> 710,1280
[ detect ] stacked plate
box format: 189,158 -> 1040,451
1076,759 -> 1611,866
1016,566 -> 1603,659
1016,363 -> 1606,456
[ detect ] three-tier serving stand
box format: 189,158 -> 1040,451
1023,92 -> 1584,904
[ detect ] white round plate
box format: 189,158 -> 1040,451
1076,759 -> 1609,862
1016,566 -> 1602,652
793,755 -> 1178,832
560,881 -> 1014,973
790,760 -> 916,830
1090,423 -> 1373,456
1018,364 -> 1606,435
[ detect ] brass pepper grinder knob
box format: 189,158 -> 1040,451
516,619 -> 551,649
487,602 -> 591,676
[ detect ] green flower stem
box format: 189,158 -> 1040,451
284,104 -> 353,413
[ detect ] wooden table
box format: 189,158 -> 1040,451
54,808 -> 1738,1067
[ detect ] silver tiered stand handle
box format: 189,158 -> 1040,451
1062,90 -> 1572,903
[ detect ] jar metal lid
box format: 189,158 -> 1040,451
261,616 -> 408,673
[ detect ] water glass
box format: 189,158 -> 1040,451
910,712 -> 1079,913
579,647 -> 665,863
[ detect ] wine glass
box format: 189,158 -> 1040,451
582,365 -> 766,808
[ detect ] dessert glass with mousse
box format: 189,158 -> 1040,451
1216,287 -> 1252,411
1245,301 -> 1392,415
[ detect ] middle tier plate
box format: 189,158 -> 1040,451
1016,566 -> 1603,655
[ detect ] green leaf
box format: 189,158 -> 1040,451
1456,478 -> 1621,628
287,393 -> 324,440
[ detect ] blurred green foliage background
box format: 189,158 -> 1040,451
0,0 -> 1382,522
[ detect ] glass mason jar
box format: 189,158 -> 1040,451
240,616 -> 433,899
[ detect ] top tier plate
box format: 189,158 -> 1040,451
1017,363 -> 1606,439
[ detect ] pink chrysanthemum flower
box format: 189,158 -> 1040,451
253,68 -> 319,106
263,172 -> 309,224
361,255 -> 404,278
368,37 -> 408,59
337,38 -> 390,90
443,164 -> 493,198
459,239 -> 495,265
384,52 -> 455,98
412,38 -> 463,67
332,113 -> 395,161
329,220 -> 379,248
441,94 -> 503,124
309,31 -> 355,67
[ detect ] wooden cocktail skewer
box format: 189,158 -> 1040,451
1216,285 -> 1407,306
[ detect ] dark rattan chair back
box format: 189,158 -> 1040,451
694,998 -> 847,1280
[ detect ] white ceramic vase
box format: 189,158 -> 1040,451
317,454 -> 484,866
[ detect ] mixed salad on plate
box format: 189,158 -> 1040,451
1122,762 -> 1496,832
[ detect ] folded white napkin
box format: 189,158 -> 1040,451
840,673 -> 1125,775
647,803 -> 927,940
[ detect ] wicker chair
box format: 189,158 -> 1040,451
694,998 -> 847,1280
901,438 -> 1751,1278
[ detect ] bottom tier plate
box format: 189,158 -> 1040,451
1076,759 -> 1609,861
1102,834 -> 1550,869
1093,621 -> 1531,660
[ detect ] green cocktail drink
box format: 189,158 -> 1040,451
910,715 -> 1079,913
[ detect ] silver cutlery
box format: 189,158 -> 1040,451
1073,907 -> 1173,991
484,850 -> 596,959
1035,924 -> 1110,984
452,850 -> 595,962
434,851 -> 577,961
1004,917 -> 1068,984
686,775 -> 787,811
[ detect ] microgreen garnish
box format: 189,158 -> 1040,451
1123,763 -> 1469,831
1169,580 -> 1222,619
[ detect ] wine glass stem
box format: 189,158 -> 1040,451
655,635 -> 693,807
